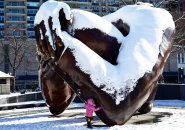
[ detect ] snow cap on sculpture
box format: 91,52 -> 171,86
68,9 -> 124,44
34,0 -> 72,48
58,5 -> 175,105
35,1 -> 175,105
35,0 -> 125,49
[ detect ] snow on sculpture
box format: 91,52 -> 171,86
34,0 -> 175,126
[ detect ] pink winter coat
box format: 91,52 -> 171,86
85,98 -> 100,118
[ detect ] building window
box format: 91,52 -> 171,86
27,16 -> 35,21
27,23 -> 34,28
0,79 -> 6,84
110,7 -> 118,12
28,31 -> 35,37
177,52 -> 185,63
7,16 -> 25,21
80,6 -> 89,9
27,9 -> 38,14
15,31 -> 21,36
0,16 -> 4,21
7,9 -> 25,14
0,1 -> 4,6
92,0 -> 99,3
7,1 -> 25,6
92,6 -> 99,11
0,8 -> 4,13
0,23 -> 4,28
27,2 -> 40,7
80,0 -> 91,2
0,30 -> 3,36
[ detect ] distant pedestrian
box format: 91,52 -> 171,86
85,98 -> 101,129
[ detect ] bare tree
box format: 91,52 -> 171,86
172,12 -> 185,52
156,0 -> 185,53
0,46 -> 3,66
98,0 -> 103,16
0,24 -> 35,92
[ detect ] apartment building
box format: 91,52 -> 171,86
0,0 -> 183,89
0,1 -> 41,89
2,0 -> 41,38
0,0 -> 4,37
91,0 -> 134,16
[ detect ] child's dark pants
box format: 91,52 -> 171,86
86,117 -> 93,128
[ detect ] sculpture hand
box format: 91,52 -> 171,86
35,18 -> 65,61
34,1 -> 72,61
34,6 -> 75,116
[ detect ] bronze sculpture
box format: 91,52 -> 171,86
34,1 -> 175,126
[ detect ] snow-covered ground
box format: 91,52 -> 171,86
0,93 -> 22,99
0,92 -> 41,99
0,101 -> 184,130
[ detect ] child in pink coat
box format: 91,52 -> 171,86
85,98 -> 101,128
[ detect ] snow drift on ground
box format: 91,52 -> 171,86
0,101 -> 185,130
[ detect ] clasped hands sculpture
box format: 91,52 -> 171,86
34,0 -> 175,126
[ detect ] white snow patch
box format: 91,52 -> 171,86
0,100 -> 44,107
34,0 -> 72,48
34,1 -> 124,48
0,93 -> 20,99
104,4 -> 175,31
0,92 -> 40,99
0,71 -> 13,78
68,9 -> 124,43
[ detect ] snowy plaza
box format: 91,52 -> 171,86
0,101 -> 185,130
0,0 -> 185,129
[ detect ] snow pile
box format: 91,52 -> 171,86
34,1 -> 175,105
0,71 -> 13,78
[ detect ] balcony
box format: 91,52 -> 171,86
5,20 -> 27,24
6,6 -> 26,9
6,13 -> 26,16
63,1 -> 92,6
6,0 -> 26,1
